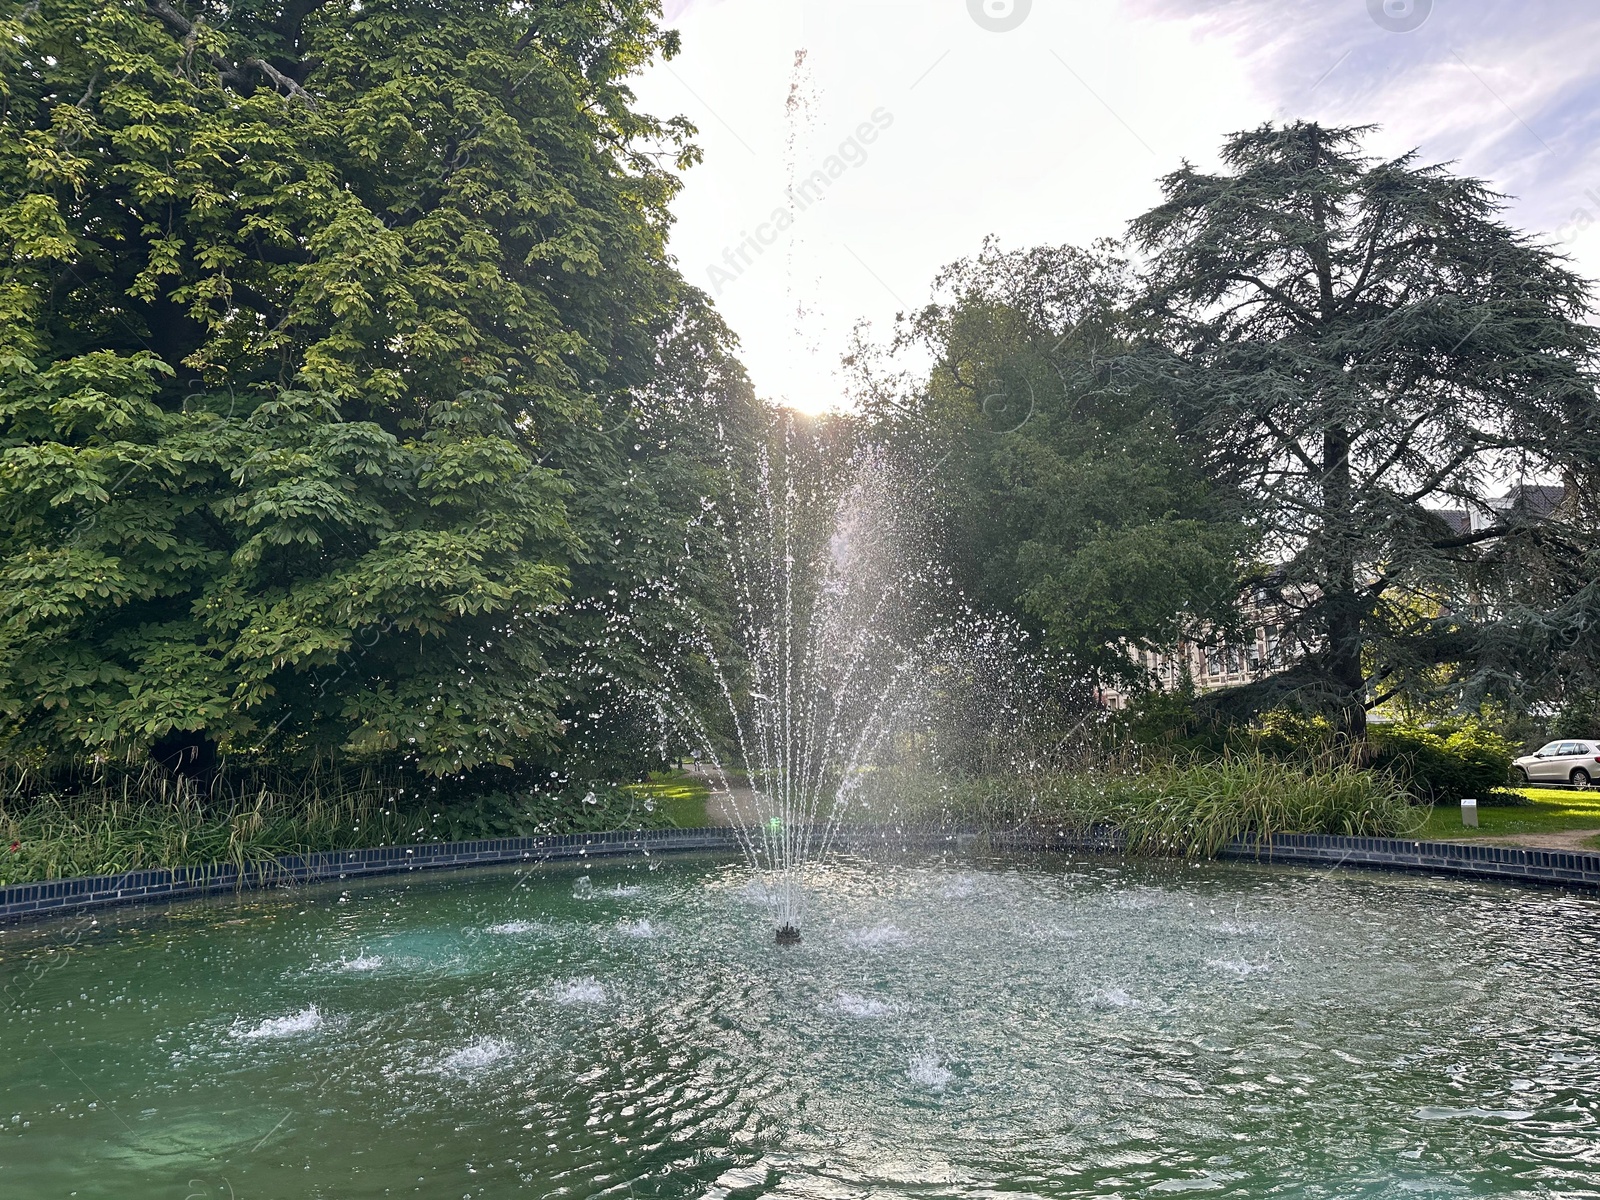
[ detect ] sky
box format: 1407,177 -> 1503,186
632,0 -> 1600,413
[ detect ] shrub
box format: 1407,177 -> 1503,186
1245,710 -> 1337,758
1554,691 -> 1600,740
1368,722 -> 1515,803
1122,675 -> 1230,758
1229,709 -> 1516,803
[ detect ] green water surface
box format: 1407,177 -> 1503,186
2,851 -> 1598,1198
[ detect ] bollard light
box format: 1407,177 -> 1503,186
1461,797 -> 1479,828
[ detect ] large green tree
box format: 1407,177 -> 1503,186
853,239 -> 1244,688
0,0 -> 745,773
1131,122 -> 1600,734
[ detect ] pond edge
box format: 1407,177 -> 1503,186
2,826 -> 1597,925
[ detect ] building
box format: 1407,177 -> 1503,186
1101,589 -> 1301,709
1100,484 -> 1572,710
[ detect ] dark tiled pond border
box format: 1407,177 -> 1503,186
0,828 -> 742,924
3,826 -> 1598,925
1220,831 -> 1600,888
999,827 -> 1600,888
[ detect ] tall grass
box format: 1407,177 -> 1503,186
0,762 -> 688,887
0,764 -> 426,887
0,752 -> 1422,886
1108,754 -> 1418,857
857,751 -> 1420,857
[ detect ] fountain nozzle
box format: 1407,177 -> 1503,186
775,924 -> 802,946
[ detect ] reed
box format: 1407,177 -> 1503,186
0,761 -> 694,887
0,763 -> 428,887
860,751 -> 1419,855
1108,753 -> 1417,857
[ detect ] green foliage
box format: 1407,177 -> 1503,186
1121,671 -> 1228,756
852,240 -> 1246,689
1128,693 -> 1516,804
1131,121 -> 1600,730
1367,723 -> 1517,804
1234,711 -> 1517,804
415,784 -> 672,842
1234,710 -> 1519,803
1112,755 -> 1414,857
0,764 -> 413,884
1554,691 -> 1600,740
0,762 -> 678,885
0,0 -> 748,775
1243,709 -> 1336,760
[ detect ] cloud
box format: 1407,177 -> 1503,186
1125,0 -> 1600,244
634,0 -> 1600,414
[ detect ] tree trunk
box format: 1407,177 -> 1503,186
1308,146 -> 1367,741
1323,426 -> 1367,741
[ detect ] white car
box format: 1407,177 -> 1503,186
1513,740 -> 1599,788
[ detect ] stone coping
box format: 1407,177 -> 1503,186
2,825 -> 1597,926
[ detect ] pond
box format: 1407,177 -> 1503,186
2,851 -> 1598,1198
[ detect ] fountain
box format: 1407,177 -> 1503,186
564,410 -> 1098,944
598,419 -> 967,943
10,13 -> 1600,1200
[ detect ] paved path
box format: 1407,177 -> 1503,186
683,765 -> 756,828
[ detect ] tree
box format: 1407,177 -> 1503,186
851,239 -> 1245,689
1131,122 -> 1600,735
0,0 -> 740,774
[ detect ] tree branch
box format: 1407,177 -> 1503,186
1360,404 -> 1441,487
245,55 -> 316,106
142,0 -> 195,39
142,1 -> 317,108
1400,444 -> 1482,504
1225,273 -> 1319,328
1256,409 -> 1322,477
1430,523 -> 1511,551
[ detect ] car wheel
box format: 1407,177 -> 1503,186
1572,768 -> 1592,791
1512,766 -> 1529,784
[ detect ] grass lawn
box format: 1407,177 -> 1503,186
1413,786 -> 1600,848
620,771 -> 710,828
